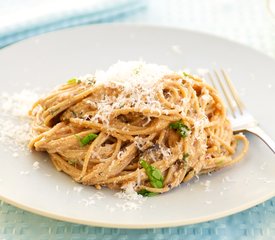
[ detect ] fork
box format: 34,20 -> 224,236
208,69 -> 275,154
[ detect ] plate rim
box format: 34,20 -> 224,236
0,23 -> 275,229
1,22 -> 275,62
1,191 -> 275,229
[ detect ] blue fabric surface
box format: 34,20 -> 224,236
0,0 -> 146,48
1,199 -> 275,239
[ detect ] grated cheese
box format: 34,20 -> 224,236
0,89 -> 40,153
94,60 -> 172,90
19,170 -> 30,175
223,176 -> 237,183
171,45 -> 182,55
115,182 -> 143,201
194,175 -> 200,182
115,201 -> 141,211
0,90 -> 38,117
201,180 -> 212,192
133,136 -> 147,151
78,198 -> 95,206
32,161 -> 40,170
73,186 -> 83,193
114,182 -> 146,211
80,61 -> 173,127
78,192 -> 105,207
117,151 -> 124,160
159,146 -> 171,159
260,162 -> 267,171
196,68 -> 209,76
93,192 -> 105,200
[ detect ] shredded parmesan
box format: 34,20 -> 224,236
171,45 -> 182,55
115,182 -> 143,201
32,161 -> 40,170
114,182 -> 146,211
0,89 -> 40,153
223,176 -> 237,183
200,180 -> 212,192
94,60 -> 172,90
196,68 -> 209,76
78,192 -> 105,207
79,61 -> 173,127
19,170 -> 30,175
73,186 -> 83,193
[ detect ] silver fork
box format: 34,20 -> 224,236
208,69 -> 275,154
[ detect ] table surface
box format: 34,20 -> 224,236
1,0 -> 275,239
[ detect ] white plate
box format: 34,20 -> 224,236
0,24 -> 275,229
267,0 -> 275,26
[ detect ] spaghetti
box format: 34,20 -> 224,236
29,61 -> 248,195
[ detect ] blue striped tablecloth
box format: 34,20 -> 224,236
1,0 -> 275,239
0,0 -> 145,48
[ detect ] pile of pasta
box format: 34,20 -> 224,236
29,63 -> 248,195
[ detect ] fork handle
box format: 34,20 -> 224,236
245,126 -> 275,154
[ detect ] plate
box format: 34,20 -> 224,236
0,24 -> 275,229
267,0 -> 275,26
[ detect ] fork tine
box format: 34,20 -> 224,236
207,72 -> 218,90
221,69 -> 244,114
213,70 -> 236,118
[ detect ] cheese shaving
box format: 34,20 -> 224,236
94,60 -> 172,90
0,89 -> 40,153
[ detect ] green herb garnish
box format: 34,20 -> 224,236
68,159 -> 77,165
182,153 -> 189,162
67,78 -> 81,84
169,120 -> 190,138
138,189 -> 159,197
140,159 -> 164,188
182,72 -> 189,77
70,110 -> 77,118
76,133 -> 98,146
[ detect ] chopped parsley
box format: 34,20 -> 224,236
138,189 -> 159,197
68,159 -> 77,165
169,120 -> 190,138
67,78 -> 81,84
70,110 -> 77,118
76,133 -> 98,146
182,72 -> 189,77
182,153 -> 189,161
140,159 -> 164,188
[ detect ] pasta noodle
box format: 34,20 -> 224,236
29,61 -> 249,195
